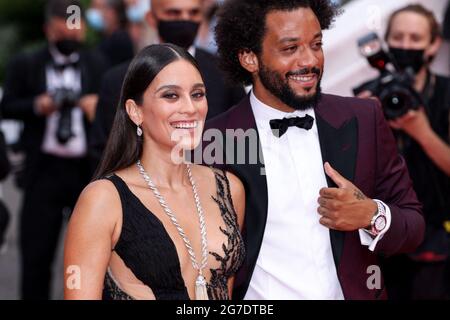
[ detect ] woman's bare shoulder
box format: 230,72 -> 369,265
223,171 -> 245,201
72,178 -> 122,226
80,178 -> 119,202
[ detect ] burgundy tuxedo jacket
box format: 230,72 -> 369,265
201,94 -> 425,300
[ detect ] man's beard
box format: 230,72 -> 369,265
258,62 -> 322,111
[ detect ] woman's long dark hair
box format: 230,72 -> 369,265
93,44 -> 201,180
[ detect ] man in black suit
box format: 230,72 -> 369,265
1,0 -> 108,299
88,0 -> 246,172
202,0 -> 424,300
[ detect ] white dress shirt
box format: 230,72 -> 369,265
244,91 -> 391,300
41,46 -> 87,158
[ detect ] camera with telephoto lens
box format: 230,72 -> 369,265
353,32 -> 423,120
51,88 -> 80,144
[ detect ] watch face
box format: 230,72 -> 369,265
374,215 -> 387,231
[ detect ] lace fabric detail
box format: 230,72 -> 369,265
101,168 -> 245,300
207,169 -> 246,300
103,270 -> 134,300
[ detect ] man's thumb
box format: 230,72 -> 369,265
324,162 -> 348,188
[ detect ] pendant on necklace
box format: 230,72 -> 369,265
195,274 -> 209,300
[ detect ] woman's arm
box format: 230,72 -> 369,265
417,128 -> 450,176
225,171 -> 246,299
63,180 -> 121,299
226,171 -> 246,232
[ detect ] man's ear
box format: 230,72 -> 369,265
125,99 -> 143,126
426,36 -> 442,61
44,22 -> 54,42
238,49 -> 259,74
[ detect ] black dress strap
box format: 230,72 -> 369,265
103,174 -> 130,208
101,174 -> 189,300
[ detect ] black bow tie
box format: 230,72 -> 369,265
53,60 -> 79,71
269,114 -> 314,137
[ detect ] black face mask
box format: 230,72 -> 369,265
389,47 -> 426,73
157,20 -> 200,49
55,39 -> 82,56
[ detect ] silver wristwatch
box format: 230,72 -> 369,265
368,201 -> 387,236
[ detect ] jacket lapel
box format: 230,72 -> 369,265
315,95 -> 359,271
37,48 -> 52,94
225,97 -> 269,265
79,51 -> 91,95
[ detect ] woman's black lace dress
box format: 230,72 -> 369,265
101,168 -> 245,300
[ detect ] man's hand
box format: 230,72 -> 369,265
317,162 -> 377,231
78,94 -> 98,122
34,93 -> 57,116
388,108 -> 431,143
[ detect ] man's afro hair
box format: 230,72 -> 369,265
215,0 -> 341,86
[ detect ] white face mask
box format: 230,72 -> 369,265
86,8 -> 105,31
331,0 -> 342,5
126,0 -> 150,23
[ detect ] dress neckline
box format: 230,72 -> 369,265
111,173 -> 192,299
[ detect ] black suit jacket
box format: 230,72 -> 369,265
0,46 -> 108,185
203,94 -> 424,300
88,47 -> 246,172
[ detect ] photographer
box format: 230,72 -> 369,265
355,4 -> 450,299
0,0 -> 107,299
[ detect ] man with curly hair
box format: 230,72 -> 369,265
204,0 -> 425,300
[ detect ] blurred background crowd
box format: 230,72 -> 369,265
0,0 -> 448,300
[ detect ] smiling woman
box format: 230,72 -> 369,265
63,44 -> 246,300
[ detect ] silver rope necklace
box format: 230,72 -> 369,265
136,160 -> 209,300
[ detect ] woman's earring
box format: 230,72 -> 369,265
137,125 -> 143,137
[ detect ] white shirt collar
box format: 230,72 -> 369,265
250,90 -> 315,129
49,44 -> 80,66
188,46 -> 196,57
